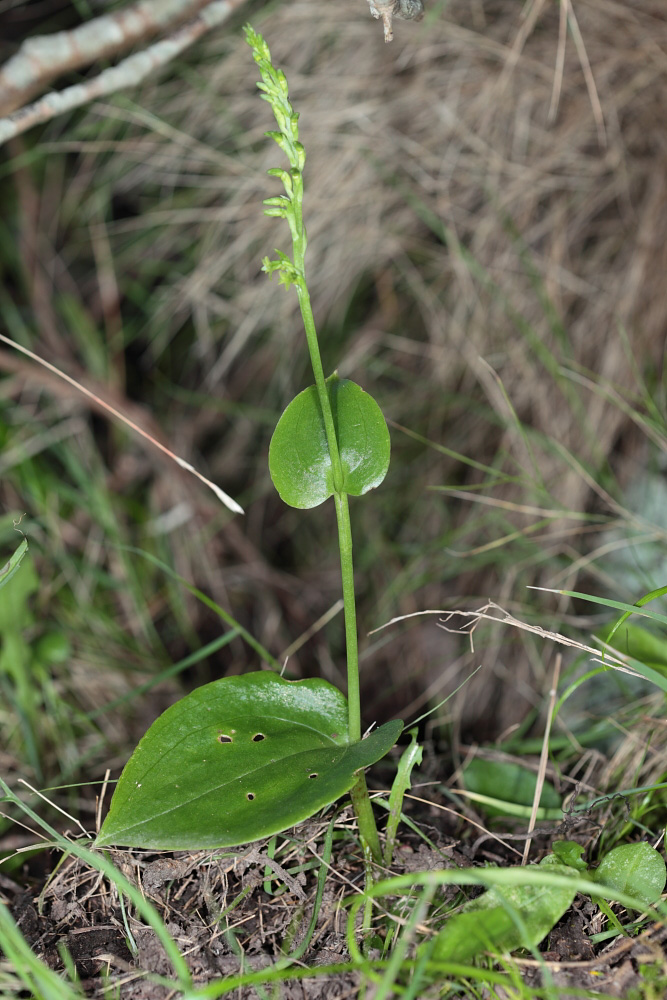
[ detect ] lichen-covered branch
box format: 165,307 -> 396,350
0,0 -> 213,116
0,0 -> 247,146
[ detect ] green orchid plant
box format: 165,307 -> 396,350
96,28 -> 403,862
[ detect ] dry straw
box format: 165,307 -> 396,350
82,0 -> 665,495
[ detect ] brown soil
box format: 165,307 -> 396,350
5,794 -> 666,998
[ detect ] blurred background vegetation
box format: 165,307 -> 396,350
0,0 -> 665,833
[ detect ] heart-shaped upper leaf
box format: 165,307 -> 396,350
96,671 -> 402,850
269,375 -> 390,508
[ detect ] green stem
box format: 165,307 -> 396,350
334,491 -> 361,743
295,269 -> 381,862
265,94 -> 380,863
350,772 -> 382,864
361,834 -> 375,957
294,280 -> 344,492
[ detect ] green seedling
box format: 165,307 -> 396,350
427,854 -> 578,966
423,839 -> 666,969
97,27 -> 403,860
552,839 -> 587,870
590,841 -> 666,908
383,728 -> 422,866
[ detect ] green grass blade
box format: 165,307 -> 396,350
0,900 -> 83,1000
533,587 -> 667,627
604,585 -> 667,654
0,538 -> 28,591
0,778 -> 192,988
87,629 -> 241,719
122,546 -> 282,671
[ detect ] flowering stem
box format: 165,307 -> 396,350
246,25 -> 381,861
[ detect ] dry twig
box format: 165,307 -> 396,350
368,0 -> 425,43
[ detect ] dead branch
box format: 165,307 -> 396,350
0,0 -> 212,116
0,0 -> 247,146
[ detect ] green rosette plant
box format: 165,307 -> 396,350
96,27 -> 402,862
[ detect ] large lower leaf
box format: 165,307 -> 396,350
269,374 -> 390,508
96,672 -> 402,849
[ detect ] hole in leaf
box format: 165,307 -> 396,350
309,773 -> 318,779
252,733 -> 265,742
246,792 -> 255,801
218,734 -> 233,743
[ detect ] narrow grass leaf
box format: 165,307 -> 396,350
0,778 -> 191,987
87,629 -> 241,719
383,728 -> 423,866
0,537 -> 28,591
123,546 -> 282,671
602,585 -> 667,663
462,758 -> 561,818
0,900 -> 83,1000
608,651 -> 667,697
600,622 -> 667,671
534,588 -> 667,628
